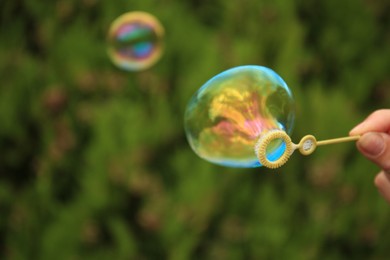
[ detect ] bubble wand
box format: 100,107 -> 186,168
255,130 -> 360,169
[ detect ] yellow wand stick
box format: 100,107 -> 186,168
316,135 -> 360,146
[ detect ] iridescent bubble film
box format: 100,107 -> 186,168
107,11 -> 164,71
184,66 -> 295,168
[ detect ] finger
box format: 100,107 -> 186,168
374,171 -> 390,204
355,132 -> 390,171
350,109 -> 390,136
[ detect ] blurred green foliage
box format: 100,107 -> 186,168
1,0 -> 390,259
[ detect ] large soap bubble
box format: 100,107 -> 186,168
184,66 -> 295,168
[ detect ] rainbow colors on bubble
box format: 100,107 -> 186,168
184,66 -> 295,168
107,11 -> 164,71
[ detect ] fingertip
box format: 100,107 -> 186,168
374,172 -> 384,189
351,110 -> 390,134
350,121 -> 367,136
349,129 -> 358,136
374,171 -> 390,204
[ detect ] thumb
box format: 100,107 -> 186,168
356,132 -> 390,171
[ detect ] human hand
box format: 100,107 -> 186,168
350,109 -> 390,204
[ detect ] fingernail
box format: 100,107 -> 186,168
358,133 -> 385,157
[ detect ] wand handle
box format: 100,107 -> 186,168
316,135 -> 360,146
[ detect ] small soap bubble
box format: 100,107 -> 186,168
184,66 -> 295,168
107,11 -> 164,71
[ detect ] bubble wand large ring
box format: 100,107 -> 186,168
255,130 -> 360,169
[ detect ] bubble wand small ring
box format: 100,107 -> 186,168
255,130 -> 360,169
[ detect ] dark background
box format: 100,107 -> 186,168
1,0 -> 389,258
